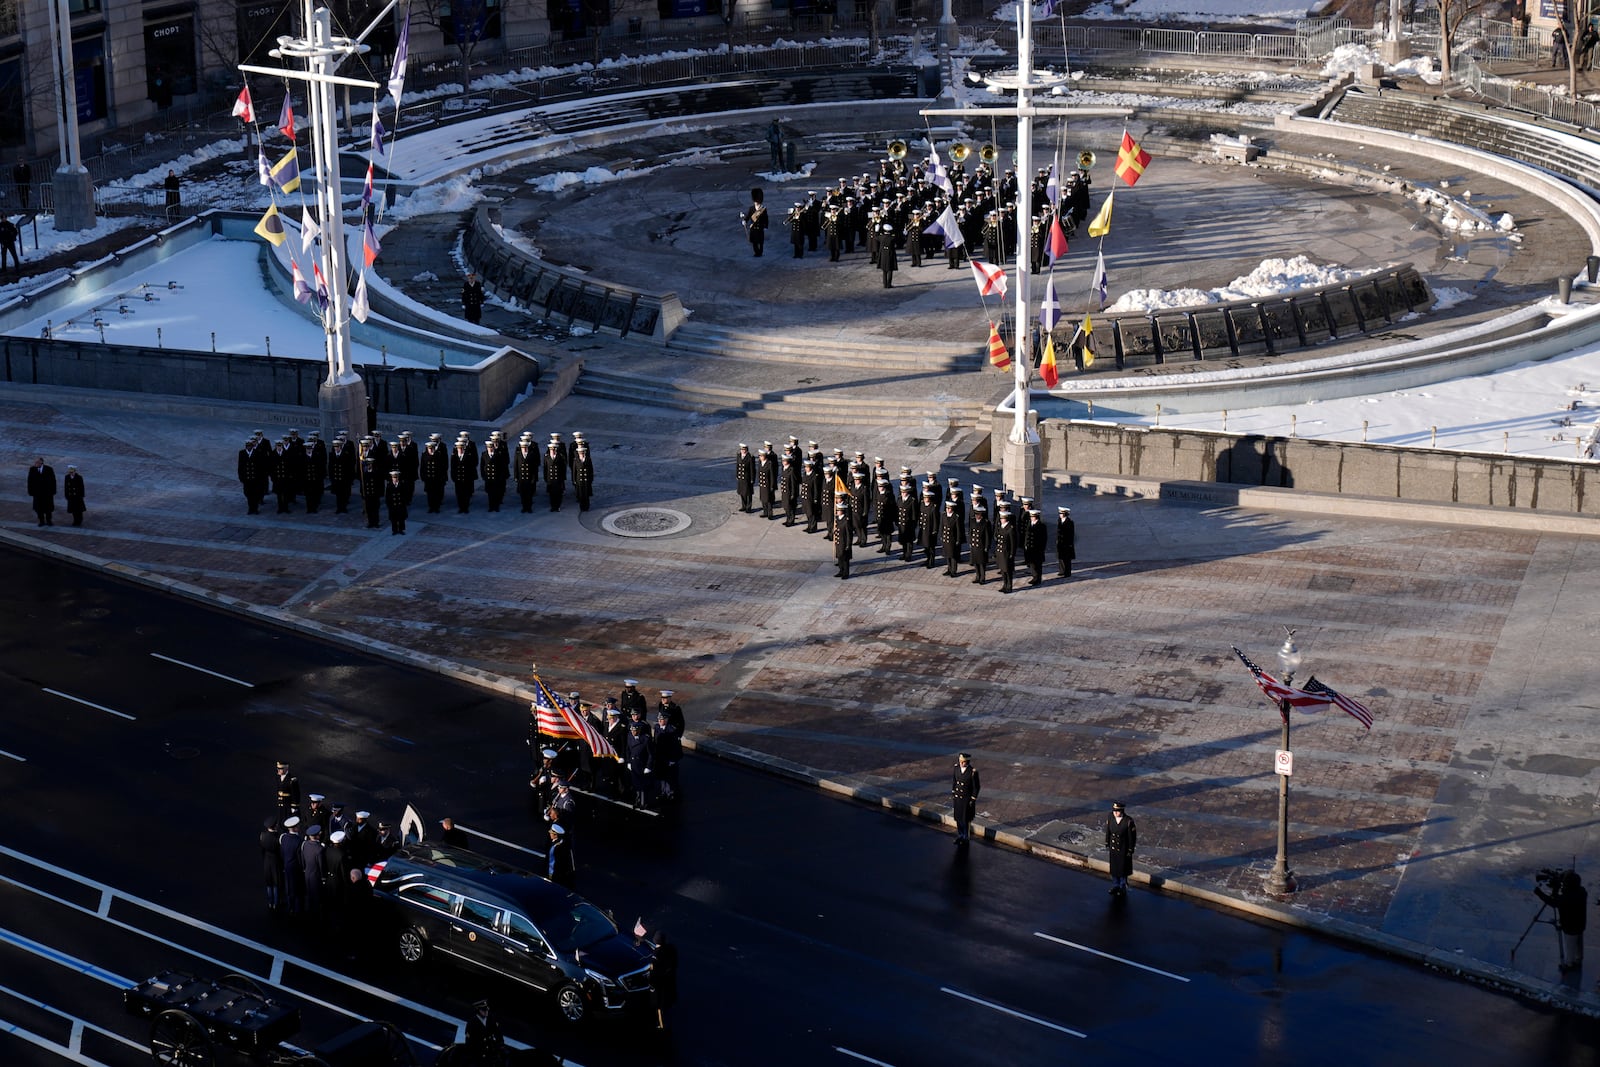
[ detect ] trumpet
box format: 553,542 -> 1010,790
979,143 -> 999,164
887,139 -> 908,160
948,143 -> 971,163
1079,149 -> 1096,170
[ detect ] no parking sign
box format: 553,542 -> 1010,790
1275,749 -> 1293,777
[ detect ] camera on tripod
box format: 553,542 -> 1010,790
1535,867 -> 1570,894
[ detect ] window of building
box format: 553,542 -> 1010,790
145,13 -> 197,105
72,34 -> 108,123
440,0 -> 503,43
237,0 -> 288,66
0,51 -> 23,148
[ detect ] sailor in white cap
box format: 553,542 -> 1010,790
1057,505 -> 1075,578
620,679 -> 647,719
657,689 -> 684,734
1024,506 -> 1047,586
735,442 -> 756,513
278,816 -> 305,913
547,822 -> 575,888
969,493 -> 992,585
757,442 -> 778,520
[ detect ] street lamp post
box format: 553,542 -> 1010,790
1266,628 -> 1301,895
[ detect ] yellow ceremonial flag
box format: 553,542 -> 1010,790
270,147 -> 301,193
1087,190 -> 1113,238
254,204 -> 287,246
1040,333 -> 1059,388
835,472 -> 850,498
1082,314 -> 1096,368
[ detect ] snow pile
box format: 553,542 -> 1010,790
1321,42 -> 1440,83
1074,0 -> 1313,24
1107,255 -> 1367,314
387,173 -> 488,219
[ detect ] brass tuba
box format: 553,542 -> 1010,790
1078,149 -> 1096,170
979,143 -> 1000,164
948,143 -> 971,163
887,139 -> 909,160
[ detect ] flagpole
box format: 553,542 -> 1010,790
252,1 -> 382,442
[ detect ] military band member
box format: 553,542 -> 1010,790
274,761 -> 301,821
1057,506 -> 1076,577
896,483 -> 919,562
419,435 -> 448,513
879,223 -> 897,288
788,202 -> 806,258
742,188 -> 768,257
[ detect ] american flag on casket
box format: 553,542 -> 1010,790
531,674 -> 619,760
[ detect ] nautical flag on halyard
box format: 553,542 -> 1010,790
1087,191 -> 1113,238
370,114 -> 387,156
254,204 -> 286,246
351,271 -> 371,324
277,95 -> 295,141
232,86 -> 255,123
388,10 -> 409,112
313,262 -> 330,309
1303,677 -> 1375,730
1047,216 -> 1069,263
363,216 -> 381,267
987,321 -> 1011,370
361,161 -> 375,208
925,204 -> 964,249
1040,333 -> 1059,389
1039,274 -> 1061,333
292,259 -> 313,303
531,675 -> 619,760
1233,646 -> 1327,723
257,147 -> 273,188
1093,250 -> 1109,309
1045,160 -> 1059,206
970,259 -> 1007,298
270,147 -> 301,194
1080,313 -> 1095,368
1115,131 -> 1152,187
300,207 -> 320,254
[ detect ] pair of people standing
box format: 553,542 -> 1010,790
26,458 -> 85,527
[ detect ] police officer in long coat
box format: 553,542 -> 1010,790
1105,801 -> 1136,895
1057,506 -> 1076,577
735,443 -> 756,512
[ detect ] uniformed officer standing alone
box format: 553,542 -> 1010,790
1105,801 -> 1137,896
951,752 -> 980,845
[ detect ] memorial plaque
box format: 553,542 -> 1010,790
1376,272 -> 1412,319
546,281 -> 580,318
1229,304 -> 1270,356
1398,267 -> 1433,311
531,271 -> 562,309
630,302 -> 660,337
1324,288 -> 1361,337
570,287 -> 606,327
1153,313 -> 1197,361
1114,318 -> 1160,368
1349,279 -> 1389,327
1193,308 -> 1234,359
1292,294 -> 1331,344
1260,300 -> 1300,351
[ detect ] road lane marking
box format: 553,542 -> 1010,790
567,783 -> 662,817
0,979 -> 141,1062
0,748 -> 24,762
460,824 -> 546,860
835,1048 -> 900,1066
41,689 -> 135,721
0,927 -> 132,987
150,652 -> 255,688
1033,931 -> 1191,983
940,987 -> 1086,1038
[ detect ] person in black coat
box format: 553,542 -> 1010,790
26,456 -> 54,526
756,443 -> 778,519
420,437 -> 449,514
940,500 -> 963,577
279,817 -> 305,914
650,931 -> 679,1030
994,508 -> 1018,593
1056,506 -> 1076,578
62,465 -> 85,526
969,506 -> 992,585
742,188 -> 768,257
1105,801 -> 1136,895
464,1000 -> 506,1062
260,817 -> 283,912
300,825 -> 327,917
327,437 -> 356,514
895,485 -> 919,562
480,439 -> 509,512
358,458 -> 384,529
951,752 -> 979,844
238,438 -> 270,514
460,272 -> 485,324
542,440 -> 567,512
734,443 -> 756,512
918,488 -> 939,568
625,720 -> 655,809
832,500 -> 852,579
385,471 -> 408,534
547,824 -> 576,889
652,709 -> 681,801
572,441 -> 595,512
450,442 -> 478,514
779,455 -> 799,526
1023,509 -> 1048,586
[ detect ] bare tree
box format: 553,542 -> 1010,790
1431,0 -> 1493,79
414,0 -> 498,103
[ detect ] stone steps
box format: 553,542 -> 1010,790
663,322 -> 985,372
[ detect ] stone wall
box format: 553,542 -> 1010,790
1019,419 -> 1600,515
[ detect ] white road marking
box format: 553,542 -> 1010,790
0,748 -> 25,762
567,783 -> 662,817
835,1047 -> 900,1066
41,689 -> 134,721
940,987 -> 1087,1038
459,824 -> 546,860
149,652 -> 255,688
1033,931 -> 1191,982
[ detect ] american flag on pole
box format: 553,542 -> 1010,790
531,676 -> 619,760
1233,646 -> 1326,723
1303,677 -> 1374,730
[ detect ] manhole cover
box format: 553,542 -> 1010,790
601,507 -> 692,538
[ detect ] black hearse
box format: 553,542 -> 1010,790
366,841 -> 654,1024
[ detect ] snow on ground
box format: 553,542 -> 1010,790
1067,0 -> 1314,25
10,237 -> 426,368
1107,256 -> 1365,313
1322,43 -> 1440,83
0,214 -> 150,304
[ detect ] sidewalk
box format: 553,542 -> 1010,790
4,69 -> 1600,1016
